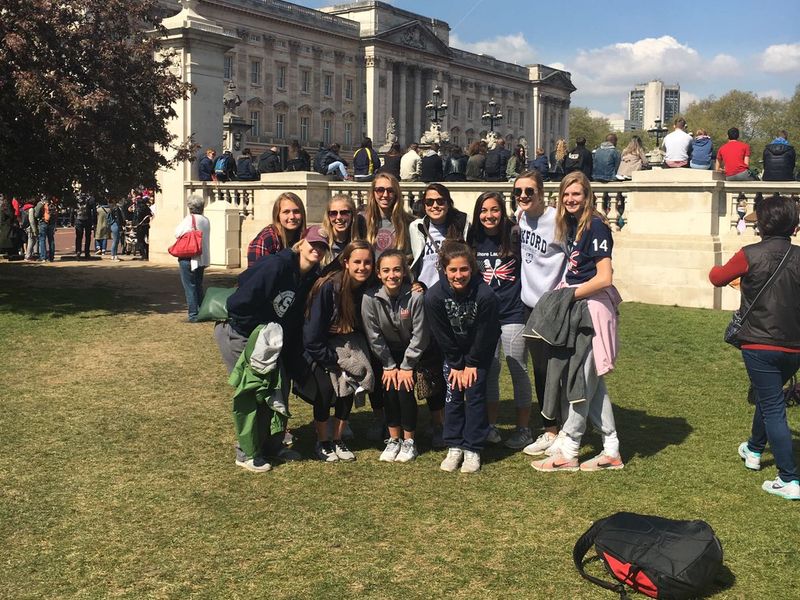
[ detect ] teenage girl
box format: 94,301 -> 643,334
321,194 -> 366,265
467,191 -> 533,450
246,192 -> 307,267
425,240 -> 500,474
303,240 -> 375,462
531,171 -> 624,472
361,250 -> 429,463
363,173 -> 413,258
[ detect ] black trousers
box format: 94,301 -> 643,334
75,221 -> 91,257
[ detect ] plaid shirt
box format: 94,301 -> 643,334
247,225 -> 284,267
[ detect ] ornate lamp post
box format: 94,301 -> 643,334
421,86 -> 448,145
648,117 -> 668,148
481,98 -> 503,133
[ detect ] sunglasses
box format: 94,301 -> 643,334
328,209 -> 352,218
374,186 -> 395,195
513,187 -> 537,198
424,197 -> 446,207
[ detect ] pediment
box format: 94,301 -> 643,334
273,101 -> 289,111
297,104 -> 313,115
537,70 -> 577,93
375,21 -> 451,56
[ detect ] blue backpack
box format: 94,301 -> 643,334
214,156 -> 230,175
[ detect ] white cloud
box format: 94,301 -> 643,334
709,53 -> 739,73
589,109 -> 624,121
450,32 -> 537,65
759,43 -> 800,73
757,89 -> 789,100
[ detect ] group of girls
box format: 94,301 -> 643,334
219,169 -> 624,474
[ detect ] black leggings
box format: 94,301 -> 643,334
313,394 -> 354,422
528,337 -> 558,429
383,385 -> 418,432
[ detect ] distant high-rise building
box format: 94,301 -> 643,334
627,80 -> 680,130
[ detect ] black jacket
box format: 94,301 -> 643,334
443,155 -> 468,181
258,151 -> 283,173
484,147 -> 511,181
739,237 -> 800,348
198,156 -> 214,181
420,153 -> 444,182
564,145 -> 593,179
762,143 -> 796,181
378,154 -> 402,179
236,157 -> 258,180
424,271 -> 500,370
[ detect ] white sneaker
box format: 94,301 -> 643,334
440,447 -> 463,472
738,441 -> 761,471
762,477 -> 800,500
460,450 -> 481,474
486,425 -> 502,444
314,441 -> 339,462
523,431 -> 558,456
395,439 -> 418,463
379,438 -> 402,462
333,440 -> 356,462
545,431 -> 568,456
235,455 -> 272,473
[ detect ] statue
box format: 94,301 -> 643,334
385,117 -> 398,145
223,82 -> 242,115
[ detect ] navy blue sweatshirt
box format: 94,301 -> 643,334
226,249 -> 319,338
303,277 -> 366,370
471,229 -> 525,325
424,271 -> 500,370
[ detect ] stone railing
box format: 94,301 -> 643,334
165,170 -> 800,310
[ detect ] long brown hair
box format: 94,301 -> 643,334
365,173 -> 411,252
271,192 -> 307,247
424,183 -> 464,240
306,240 -> 375,334
554,171 -> 608,243
466,191 -> 515,258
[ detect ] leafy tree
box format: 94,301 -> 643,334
0,0 -> 190,199
568,107 -> 611,151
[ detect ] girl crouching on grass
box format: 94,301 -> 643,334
302,240 -> 376,463
361,250 -> 429,463
531,171 -> 624,472
425,241 -> 500,473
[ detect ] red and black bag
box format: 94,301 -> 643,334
573,512 -> 723,599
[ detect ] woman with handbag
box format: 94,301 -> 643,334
709,194 -> 800,501
174,195 -> 210,323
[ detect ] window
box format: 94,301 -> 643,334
452,132 -> 460,146
322,119 -> 332,145
276,65 -> 286,89
300,116 -> 309,143
519,110 -> 524,129
300,69 -> 311,93
250,111 -> 260,137
467,100 -> 474,120
323,73 -> 332,97
453,97 -> 459,117
276,113 -> 285,139
224,55 -> 234,80
250,60 -> 261,86
344,122 -> 352,146
506,108 -> 513,125
345,78 -> 353,100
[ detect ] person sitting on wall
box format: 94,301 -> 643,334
763,130 -> 796,182
716,127 -> 755,181
662,117 -> 693,168
199,148 -> 216,181
236,148 -> 259,181
258,146 -> 283,174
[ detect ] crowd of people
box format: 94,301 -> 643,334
0,189 -> 156,262
204,168 -> 626,478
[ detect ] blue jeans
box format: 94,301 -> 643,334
110,223 -> 120,258
38,222 -> 54,261
178,259 -> 205,321
326,161 -> 348,179
743,349 -> 800,482
443,363 -> 489,452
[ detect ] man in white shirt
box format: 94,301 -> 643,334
662,117 -> 693,168
399,143 -> 421,181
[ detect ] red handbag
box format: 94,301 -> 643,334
168,214 -> 203,258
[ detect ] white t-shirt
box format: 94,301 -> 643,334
174,213 -> 211,269
518,206 -> 567,308
418,222 -> 447,289
663,129 -> 693,162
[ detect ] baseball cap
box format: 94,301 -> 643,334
302,225 -> 329,245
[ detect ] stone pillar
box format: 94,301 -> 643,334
365,51 -> 379,142
412,67 -> 422,143
383,59 -> 393,143
532,87 -> 540,151
398,64 -> 407,145
151,0 -> 238,266
205,199 -> 242,267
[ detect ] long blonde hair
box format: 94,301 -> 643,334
555,171 -> 608,243
364,173 -> 412,252
271,192 -> 307,247
554,139 -> 568,163
321,194 -> 361,248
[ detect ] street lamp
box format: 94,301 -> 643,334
648,117 -> 668,148
481,98 -> 503,132
425,86 -> 448,126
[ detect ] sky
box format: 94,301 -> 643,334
296,0 -> 800,120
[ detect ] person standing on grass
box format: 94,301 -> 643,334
216,228 -> 328,472
301,241 -> 376,463
246,192 -> 306,268
531,171 -> 623,473
709,194 -> 800,501
94,197 -> 112,256
362,250 -> 429,463
108,198 -> 125,261
513,171 -> 568,458
425,240 -> 500,474
174,196 -> 210,323
467,191 -> 533,450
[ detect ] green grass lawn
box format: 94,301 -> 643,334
1,263 -> 798,599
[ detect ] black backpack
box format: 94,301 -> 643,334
573,512 -> 723,599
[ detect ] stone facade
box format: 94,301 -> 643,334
159,0 -> 574,155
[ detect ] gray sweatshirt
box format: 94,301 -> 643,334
518,206 -> 567,308
361,283 -> 429,371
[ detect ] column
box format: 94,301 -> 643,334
365,52 -> 379,141
412,66 -> 422,144
398,63 -> 407,145
383,59 -> 393,145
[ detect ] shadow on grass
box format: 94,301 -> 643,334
707,564 -> 737,597
615,405 -> 693,460
0,262 -> 238,318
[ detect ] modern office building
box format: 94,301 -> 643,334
628,80 -> 680,130
158,0 -> 575,154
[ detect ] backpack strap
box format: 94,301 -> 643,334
573,517 -> 630,599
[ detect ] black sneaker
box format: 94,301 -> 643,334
333,440 -> 356,462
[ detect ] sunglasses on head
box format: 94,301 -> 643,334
374,186 -> 395,195
424,197 -> 447,207
328,209 -> 352,218
513,187 -> 537,198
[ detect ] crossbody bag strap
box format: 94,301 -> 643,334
740,245 -> 794,323
572,517 -> 628,598
191,214 -> 196,231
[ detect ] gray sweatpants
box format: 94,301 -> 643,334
487,323 -> 532,408
214,321 -> 249,375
